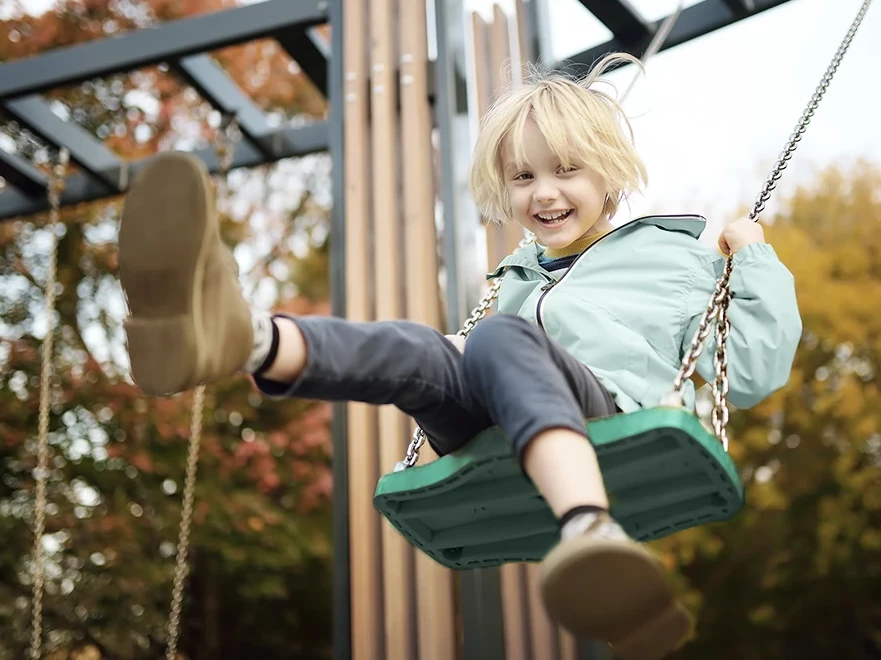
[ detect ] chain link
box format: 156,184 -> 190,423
29,148 -> 69,660
670,0 -> 872,450
164,384 -> 205,660
747,0 -> 871,223
164,115 -> 239,659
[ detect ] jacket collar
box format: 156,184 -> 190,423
487,214 -> 707,278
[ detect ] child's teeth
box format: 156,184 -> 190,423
537,210 -> 570,224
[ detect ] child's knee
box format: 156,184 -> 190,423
461,315 -> 537,377
466,314 -> 536,353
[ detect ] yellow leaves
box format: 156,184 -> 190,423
741,425 -> 772,452
853,413 -> 880,440
863,489 -> 881,512
859,528 -> 881,551
749,603 -> 776,626
750,481 -> 788,511
834,379 -> 870,419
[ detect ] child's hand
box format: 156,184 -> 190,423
719,217 -> 765,256
445,334 -> 466,353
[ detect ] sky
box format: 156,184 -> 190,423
11,0 -> 881,224
468,0 -> 881,223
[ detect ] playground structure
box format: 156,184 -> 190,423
0,1 -> 814,659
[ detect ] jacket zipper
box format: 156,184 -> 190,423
535,228 -> 620,330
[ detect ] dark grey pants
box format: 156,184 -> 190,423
253,313 -> 618,459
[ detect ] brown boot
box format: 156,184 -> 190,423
119,152 -> 253,396
540,513 -> 693,660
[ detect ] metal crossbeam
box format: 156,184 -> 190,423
722,0 -> 757,17
0,149 -> 47,198
0,121 -> 327,219
0,0 -> 331,220
560,0 -> 793,71
4,96 -> 127,191
276,27 -> 330,96
174,54 -> 279,158
0,0 -> 327,101
576,0 -> 652,42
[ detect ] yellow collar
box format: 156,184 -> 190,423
543,231 -> 610,259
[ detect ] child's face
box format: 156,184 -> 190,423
503,118 -> 610,250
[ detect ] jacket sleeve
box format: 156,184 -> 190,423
681,242 -> 802,409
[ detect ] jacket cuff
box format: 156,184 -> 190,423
732,241 -> 779,266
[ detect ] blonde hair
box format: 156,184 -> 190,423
469,53 -> 648,224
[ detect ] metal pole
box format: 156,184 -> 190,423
433,0 -> 464,332
328,0 -> 351,658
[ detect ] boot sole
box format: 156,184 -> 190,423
541,537 -> 692,660
119,153 -> 215,396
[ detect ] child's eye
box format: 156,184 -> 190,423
558,165 -> 578,174
513,172 -> 533,181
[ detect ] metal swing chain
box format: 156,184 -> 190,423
670,0 -> 874,453
164,115 -> 240,660
394,4 -> 685,472
29,148 -> 70,660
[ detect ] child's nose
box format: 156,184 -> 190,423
533,180 -> 559,203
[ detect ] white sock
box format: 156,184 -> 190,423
244,309 -> 275,373
561,512 -> 629,542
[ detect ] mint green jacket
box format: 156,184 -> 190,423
487,215 -> 802,413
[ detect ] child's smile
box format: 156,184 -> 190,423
534,208 -> 574,226
504,117 -> 614,250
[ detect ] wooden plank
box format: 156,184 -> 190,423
500,564 -> 529,660
469,12 -> 492,120
470,11 -> 507,276
370,1 -> 416,658
490,5 -> 526,258
342,0 -> 383,659
515,0 -> 536,66
398,1 -> 458,657
490,5 -> 513,103
526,563 -> 559,659
559,629 -> 577,660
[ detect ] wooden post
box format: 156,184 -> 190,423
398,0 -> 458,657
490,4 -> 528,257
470,12 -> 508,274
369,0 -> 418,658
342,0 -> 383,658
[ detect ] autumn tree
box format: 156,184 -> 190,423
0,2 -> 334,659
659,161 -> 881,660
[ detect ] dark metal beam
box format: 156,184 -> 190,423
576,0 -> 652,43
722,0 -> 757,17
0,0 -> 327,101
558,0 -> 794,73
275,26 -> 329,97
326,0 -> 350,656
173,55 -> 278,158
0,149 -> 47,198
3,96 -> 127,191
0,121 -> 328,220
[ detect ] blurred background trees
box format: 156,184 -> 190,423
661,161 -> 881,659
1,2 -> 334,658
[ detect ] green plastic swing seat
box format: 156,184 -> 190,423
373,406 -> 745,570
